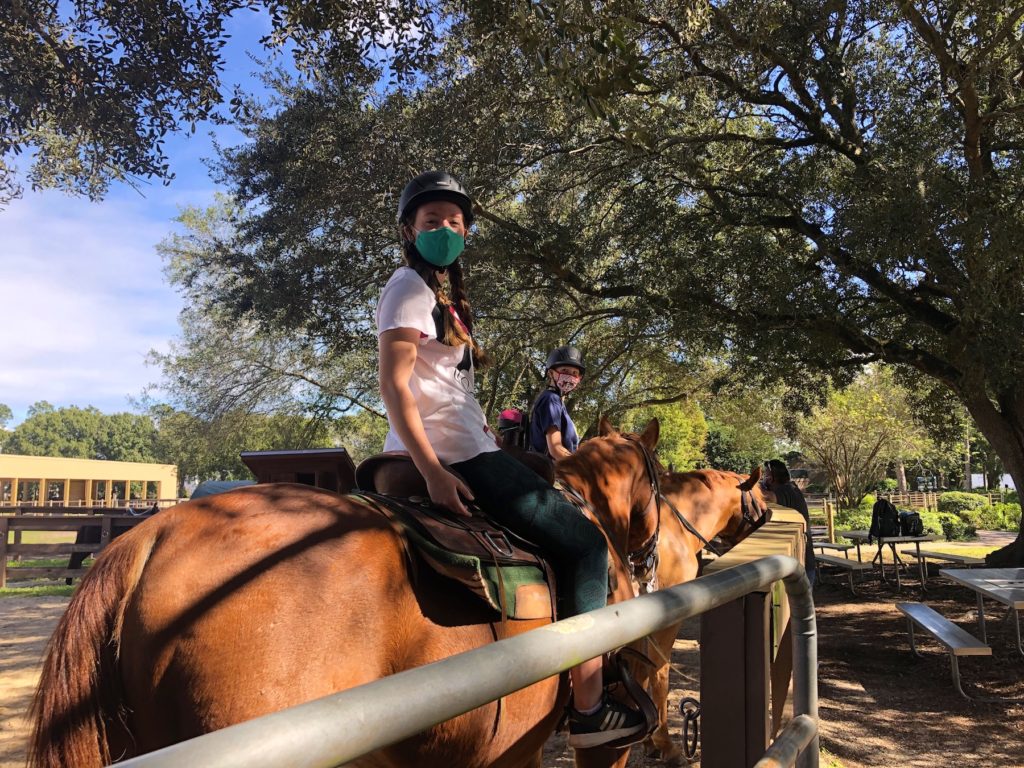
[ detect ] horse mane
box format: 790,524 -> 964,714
29,524 -> 159,768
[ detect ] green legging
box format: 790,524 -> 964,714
451,449 -> 608,617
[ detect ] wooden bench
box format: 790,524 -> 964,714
814,553 -> 874,594
900,549 -> 985,567
896,602 -> 994,701
812,542 -> 854,557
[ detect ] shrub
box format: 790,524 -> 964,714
1005,490 -> 1019,504
876,478 -> 898,493
938,513 -> 976,541
918,511 -> 945,537
917,510 -> 975,540
834,507 -> 872,531
937,491 -> 989,515
857,494 -> 876,515
960,508 -> 987,529
989,502 -> 1022,532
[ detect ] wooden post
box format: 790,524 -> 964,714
826,499 -> 835,544
701,592 -> 773,767
100,515 -> 113,551
0,516 -> 8,589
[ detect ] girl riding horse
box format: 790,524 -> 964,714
377,170 -> 643,747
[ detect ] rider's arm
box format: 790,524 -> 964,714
379,327 -> 473,515
544,426 -> 573,460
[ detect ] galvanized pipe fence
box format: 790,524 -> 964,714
113,554 -> 818,768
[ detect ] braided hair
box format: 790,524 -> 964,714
400,239 -> 490,368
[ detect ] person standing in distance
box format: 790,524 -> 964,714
763,459 -> 816,587
377,171 -> 644,747
529,346 -> 585,460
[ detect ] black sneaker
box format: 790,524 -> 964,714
567,697 -> 646,748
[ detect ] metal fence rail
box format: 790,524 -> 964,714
113,554 -> 818,768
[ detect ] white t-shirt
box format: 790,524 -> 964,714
376,266 -> 499,464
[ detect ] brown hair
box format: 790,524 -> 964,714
402,241 -> 490,368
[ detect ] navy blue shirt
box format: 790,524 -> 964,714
529,389 -> 579,455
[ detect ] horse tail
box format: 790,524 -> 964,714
28,524 -> 160,768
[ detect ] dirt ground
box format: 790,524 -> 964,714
3,570 -> 1023,768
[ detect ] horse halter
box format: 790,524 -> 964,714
555,434 -> 664,596
734,488 -> 770,539
621,435 -> 663,595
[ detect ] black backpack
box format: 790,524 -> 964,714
870,498 -> 901,538
899,510 -> 924,536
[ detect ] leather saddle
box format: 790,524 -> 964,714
353,451 -> 556,621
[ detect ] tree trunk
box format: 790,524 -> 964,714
896,459 -> 908,494
963,394 -> 1024,566
963,427 -> 972,491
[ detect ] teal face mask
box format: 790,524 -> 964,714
414,226 -> 465,267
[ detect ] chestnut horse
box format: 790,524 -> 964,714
639,467 -> 770,765
29,418 -> 661,768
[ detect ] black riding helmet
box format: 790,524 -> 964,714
397,171 -> 475,227
545,346 -> 585,375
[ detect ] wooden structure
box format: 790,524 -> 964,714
0,454 -> 178,507
0,513 -> 149,588
240,448 -> 356,494
699,504 -> 808,767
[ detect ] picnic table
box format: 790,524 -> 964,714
941,567 -> 1024,655
837,530 -> 936,590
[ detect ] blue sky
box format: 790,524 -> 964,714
0,10 -> 283,427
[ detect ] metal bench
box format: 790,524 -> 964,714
896,602 -> 999,701
900,549 -> 985,567
815,553 -> 874,594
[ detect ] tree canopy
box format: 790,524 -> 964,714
2,402 -> 158,461
11,0 -> 1023,558
797,367 -> 930,508
0,0 -> 439,203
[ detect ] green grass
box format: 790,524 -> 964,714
8,557 -> 72,568
0,584 -> 74,598
6,530 -> 77,544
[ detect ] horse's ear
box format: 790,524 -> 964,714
639,418 -> 660,450
598,415 -> 617,437
739,465 -> 761,491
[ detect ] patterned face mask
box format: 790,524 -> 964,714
552,370 -> 581,395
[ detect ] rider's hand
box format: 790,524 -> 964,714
424,467 -> 474,517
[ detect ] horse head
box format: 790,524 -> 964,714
715,465 -> 772,548
556,415 -> 662,603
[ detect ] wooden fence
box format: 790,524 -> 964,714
0,511 -> 152,588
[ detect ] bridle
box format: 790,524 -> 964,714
555,434 -> 667,596
737,487 -> 770,538
622,434 -> 662,595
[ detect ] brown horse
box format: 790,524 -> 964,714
29,418 -> 661,768
638,467 -> 770,765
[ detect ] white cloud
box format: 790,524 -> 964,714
0,190 -> 190,423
